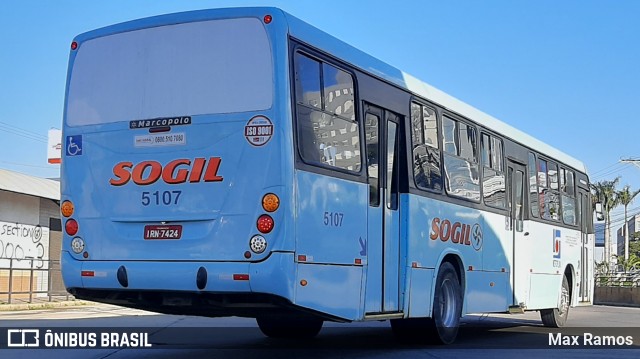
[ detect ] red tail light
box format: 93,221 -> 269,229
256,214 -> 274,234
65,219 -> 79,236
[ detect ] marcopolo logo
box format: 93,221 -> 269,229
429,217 -> 483,251
130,116 -> 191,129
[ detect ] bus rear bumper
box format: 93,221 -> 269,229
61,251 -> 296,308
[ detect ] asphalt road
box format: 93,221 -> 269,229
0,303 -> 639,358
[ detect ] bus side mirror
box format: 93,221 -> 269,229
595,202 -> 604,221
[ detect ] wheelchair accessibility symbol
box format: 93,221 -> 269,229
66,135 -> 83,156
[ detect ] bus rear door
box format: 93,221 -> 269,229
363,104 -> 401,314
578,188 -> 592,303
508,160 -> 529,311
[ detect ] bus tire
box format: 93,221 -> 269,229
428,261 -> 463,344
391,261 -> 462,344
540,275 -> 570,327
256,315 -> 323,338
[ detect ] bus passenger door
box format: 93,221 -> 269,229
508,160 -> 529,310
363,104 -> 401,314
578,190 -> 592,303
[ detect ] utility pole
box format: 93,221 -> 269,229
621,158 -> 640,169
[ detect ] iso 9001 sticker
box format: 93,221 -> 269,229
244,116 -> 273,146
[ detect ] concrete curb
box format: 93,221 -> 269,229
594,286 -> 640,307
0,300 -> 94,312
594,301 -> 640,308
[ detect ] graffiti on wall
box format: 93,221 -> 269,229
0,221 -> 49,269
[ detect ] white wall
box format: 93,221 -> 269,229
0,191 -> 50,270
0,191 -> 39,225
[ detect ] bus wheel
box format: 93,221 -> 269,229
428,261 -> 463,344
540,275 -> 570,327
256,315 -> 323,338
391,261 -> 462,345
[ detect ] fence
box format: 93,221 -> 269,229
594,262 -> 640,288
595,272 -> 640,288
0,258 -> 72,304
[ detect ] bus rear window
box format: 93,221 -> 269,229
66,18 -> 273,126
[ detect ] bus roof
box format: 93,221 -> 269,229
279,9 -> 588,174
72,6 -> 587,174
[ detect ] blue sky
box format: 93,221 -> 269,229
1,0 -> 639,231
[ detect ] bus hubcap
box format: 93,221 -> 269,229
440,279 -> 457,327
559,285 -> 569,315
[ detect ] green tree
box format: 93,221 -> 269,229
617,185 -> 640,261
614,254 -> 640,273
590,178 -> 620,265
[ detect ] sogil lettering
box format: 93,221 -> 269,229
110,157 -> 223,186
430,218 -> 472,245
429,218 -> 482,251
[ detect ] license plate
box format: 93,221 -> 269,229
144,225 -> 182,240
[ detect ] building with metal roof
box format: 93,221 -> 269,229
0,168 -> 59,201
1,169 -> 62,303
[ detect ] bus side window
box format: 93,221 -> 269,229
528,152 -> 539,218
561,168 -> 577,225
410,102 -> 442,192
515,169 -> 525,232
442,115 -> 480,202
294,52 -> 361,172
323,63 -> 355,120
295,53 -> 322,108
366,113 -> 380,206
481,133 -> 506,208
538,158 -> 560,221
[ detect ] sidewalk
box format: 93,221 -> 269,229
0,299 -> 93,312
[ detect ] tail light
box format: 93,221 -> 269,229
71,237 -> 85,254
65,219 -> 79,236
249,235 -> 267,254
262,193 -> 280,212
257,215 -> 274,234
61,200 -> 74,217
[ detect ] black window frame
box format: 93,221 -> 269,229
536,155 -> 562,222
480,131 -> 506,209
292,48 -> 365,180
528,152 -> 539,218
441,113 -> 481,203
409,100 -> 443,194
560,166 -> 578,226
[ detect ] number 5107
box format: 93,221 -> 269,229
323,211 -> 344,227
142,190 -> 182,206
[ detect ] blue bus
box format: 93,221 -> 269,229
60,7 -> 594,344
